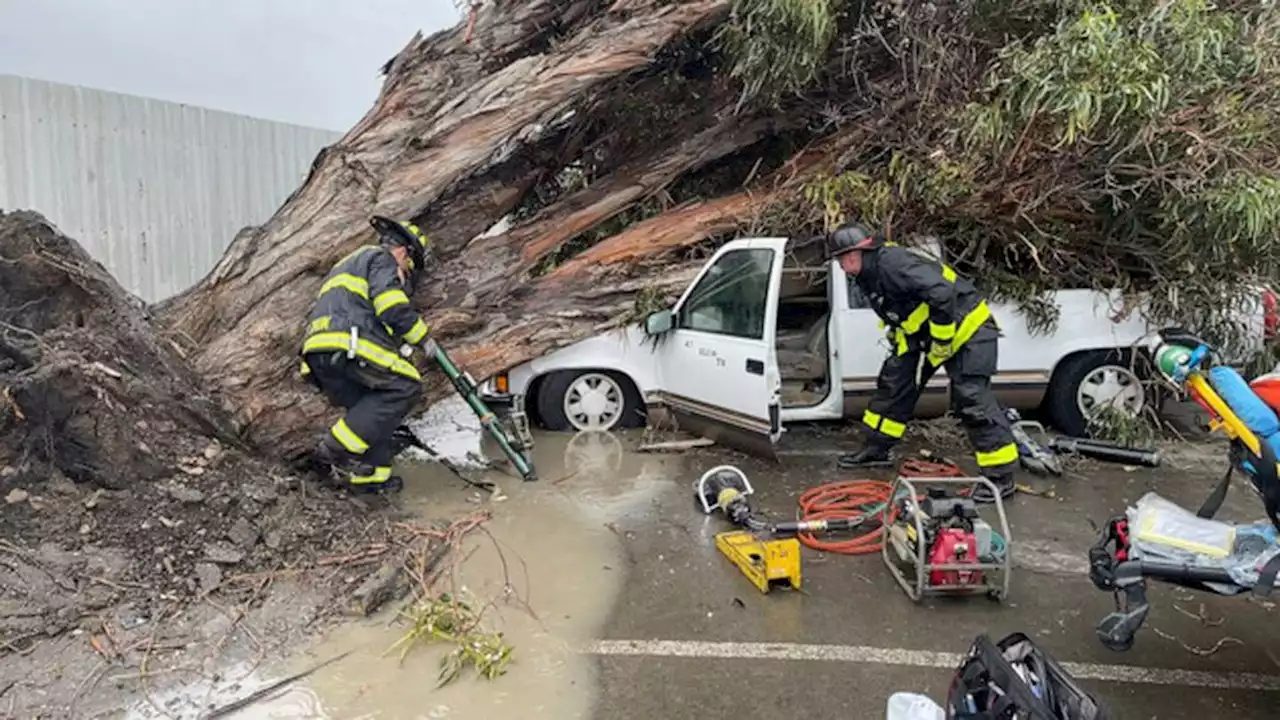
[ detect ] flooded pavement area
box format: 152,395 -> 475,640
220,423 -> 685,720
212,408 -> 1280,720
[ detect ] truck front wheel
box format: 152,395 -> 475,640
1045,350 -> 1147,437
535,369 -> 646,432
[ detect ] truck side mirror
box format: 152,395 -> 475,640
644,309 -> 674,335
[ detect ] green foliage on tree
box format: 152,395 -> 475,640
720,0 -> 1280,348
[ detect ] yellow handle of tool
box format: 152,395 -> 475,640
1187,373 -> 1263,457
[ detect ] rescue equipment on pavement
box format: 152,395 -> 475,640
1006,408 -> 1062,476
695,465 -> 802,593
882,469 -> 1012,603
695,461 -> 1013,597
1048,437 -> 1161,468
1087,330 -> 1280,651
696,465 -> 863,535
947,632 -> 1111,719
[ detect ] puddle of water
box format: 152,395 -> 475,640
212,426 -> 683,720
402,396 -> 487,468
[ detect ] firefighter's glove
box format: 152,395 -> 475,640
927,341 -> 954,367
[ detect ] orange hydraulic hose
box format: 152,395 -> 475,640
794,459 -> 964,555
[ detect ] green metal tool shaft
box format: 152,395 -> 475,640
431,345 -> 538,481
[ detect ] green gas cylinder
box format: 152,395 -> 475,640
1155,343 -> 1194,380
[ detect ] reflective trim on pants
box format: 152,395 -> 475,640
862,409 -> 906,439
349,466 -> 393,485
975,443 -> 1018,469
331,418 -> 369,454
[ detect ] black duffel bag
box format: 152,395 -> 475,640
946,633 -> 1110,720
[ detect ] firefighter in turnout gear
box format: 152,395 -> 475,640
827,223 -> 1019,501
299,215 -> 436,495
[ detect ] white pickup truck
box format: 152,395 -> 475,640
479,236 -> 1275,458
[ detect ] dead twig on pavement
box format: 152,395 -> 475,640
1150,626 -> 1243,656
199,650 -> 353,720
1171,602 -> 1225,627
637,437 -> 715,453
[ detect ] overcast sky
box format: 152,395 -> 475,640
0,0 -> 462,131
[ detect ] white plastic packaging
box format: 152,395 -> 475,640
885,692 -> 945,720
1130,492 -> 1235,559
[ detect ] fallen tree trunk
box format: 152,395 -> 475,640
152,0 -> 781,462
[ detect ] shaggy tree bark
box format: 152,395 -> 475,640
152,0 -> 771,462
149,0 -> 899,464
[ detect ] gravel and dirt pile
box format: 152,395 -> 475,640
0,209 -> 413,659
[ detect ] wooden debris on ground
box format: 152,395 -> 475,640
637,437 -> 716,453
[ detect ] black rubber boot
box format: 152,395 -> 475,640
837,443 -> 894,470
348,475 -> 404,496
313,439 -> 365,487
972,472 -> 1016,503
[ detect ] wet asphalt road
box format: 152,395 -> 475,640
575,430 -> 1280,720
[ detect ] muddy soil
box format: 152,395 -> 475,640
0,210 -> 494,718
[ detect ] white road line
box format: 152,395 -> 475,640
585,639 -> 1280,692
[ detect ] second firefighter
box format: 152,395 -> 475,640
826,223 -> 1019,501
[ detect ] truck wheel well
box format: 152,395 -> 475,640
1042,345 -> 1157,418
1047,346 -> 1144,389
525,369 -> 645,430
526,374 -> 547,427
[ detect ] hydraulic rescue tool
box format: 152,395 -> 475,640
882,473 -> 1012,603
1049,436 -> 1161,468
696,466 -> 809,593
426,343 -> 537,482
1006,408 -> 1062,476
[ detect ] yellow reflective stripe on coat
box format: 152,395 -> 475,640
331,418 -> 369,454
900,303 -> 931,335
318,273 -> 369,300
302,331 -> 422,381
930,321 -> 956,341
895,300 -> 994,357
976,443 -> 1018,467
349,466 -> 393,485
404,318 -> 429,345
309,315 -> 331,334
373,288 -> 410,315
941,265 -> 957,282
953,301 -> 992,349
300,359 -> 311,376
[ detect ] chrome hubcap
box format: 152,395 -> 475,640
563,373 -> 624,430
1077,364 -> 1145,419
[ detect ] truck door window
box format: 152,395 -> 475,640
677,248 -> 775,340
847,278 -> 870,309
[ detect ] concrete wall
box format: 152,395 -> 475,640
0,74 -> 343,302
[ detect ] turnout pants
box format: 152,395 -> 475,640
861,325 -> 1019,478
305,350 -> 421,486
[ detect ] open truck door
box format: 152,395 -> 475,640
644,238 -> 787,460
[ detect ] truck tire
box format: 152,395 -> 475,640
1045,349 -> 1147,437
535,369 -> 646,432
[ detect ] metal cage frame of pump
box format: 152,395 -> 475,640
881,475 -> 1014,603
